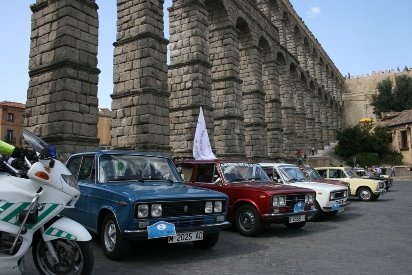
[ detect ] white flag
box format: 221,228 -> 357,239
193,107 -> 216,160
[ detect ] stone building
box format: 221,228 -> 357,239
25,0 -> 345,161
0,101 -> 25,147
343,68 -> 412,126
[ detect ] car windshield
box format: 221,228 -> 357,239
345,168 -> 359,178
279,166 -> 307,183
303,167 -> 321,180
220,163 -> 270,183
98,154 -> 182,184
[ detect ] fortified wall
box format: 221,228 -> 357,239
343,68 -> 412,126
24,0 -> 346,161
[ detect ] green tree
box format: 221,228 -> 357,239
371,75 -> 412,117
335,125 -> 394,165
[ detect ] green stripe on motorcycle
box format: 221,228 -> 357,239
3,202 -> 30,222
0,202 -> 13,212
37,204 -> 59,222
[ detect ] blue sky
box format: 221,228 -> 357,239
1,1 -> 411,109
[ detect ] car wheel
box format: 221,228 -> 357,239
235,205 -> 263,236
101,214 -> 130,260
358,187 -> 373,201
284,221 -> 306,229
307,201 -> 321,222
193,232 -> 220,249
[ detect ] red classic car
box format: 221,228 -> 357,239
176,159 -> 317,236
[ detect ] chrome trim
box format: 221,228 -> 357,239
323,201 -> 350,210
262,209 -> 317,218
123,221 -> 231,235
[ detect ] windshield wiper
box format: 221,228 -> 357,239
227,178 -> 246,182
246,177 -> 262,181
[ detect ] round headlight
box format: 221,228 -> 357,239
151,204 -> 162,217
205,201 -> 213,213
137,204 -> 149,218
214,201 -> 223,213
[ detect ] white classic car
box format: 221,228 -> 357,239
260,163 -> 349,221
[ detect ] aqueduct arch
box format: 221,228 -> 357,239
25,0 -> 345,161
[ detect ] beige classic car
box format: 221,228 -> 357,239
314,166 -> 386,201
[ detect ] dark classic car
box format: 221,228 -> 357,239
63,151 -> 230,260
176,159 -> 317,236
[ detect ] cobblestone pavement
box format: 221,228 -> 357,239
24,180 -> 412,275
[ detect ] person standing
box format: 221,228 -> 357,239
390,166 -> 396,177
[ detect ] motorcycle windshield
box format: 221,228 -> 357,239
23,129 -> 49,156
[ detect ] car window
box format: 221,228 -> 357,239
67,157 -> 81,178
329,169 -> 344,178
98,154 -> 181,183
78,156 -> 95,181
180,165 -> 194,181
196,164 -> 218,184
316,169 -> 327,178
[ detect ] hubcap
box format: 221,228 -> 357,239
360,189 -> 371,200
104,221 -> 117,252
239,210 -> 255,231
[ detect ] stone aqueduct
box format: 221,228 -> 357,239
24,0 -> 345,161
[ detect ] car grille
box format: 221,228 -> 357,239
134,200 -> 225,218
285,194 -> 306,206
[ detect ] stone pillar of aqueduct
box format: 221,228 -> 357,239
25,0 -> 345,161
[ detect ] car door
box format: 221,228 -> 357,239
66,154 -> 96,229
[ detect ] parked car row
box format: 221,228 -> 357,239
61,150 -> 391,260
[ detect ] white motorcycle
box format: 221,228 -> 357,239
0,129 -> 93,274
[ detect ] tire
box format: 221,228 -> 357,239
234,205 -> 263,236
32,236 -> 94,275
307,201 -> 321,222
358,187 -> 373,201
193,232 -> 220,249
284,221 -> 306,229
101,214 -> 130,260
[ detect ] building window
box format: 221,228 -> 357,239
400,130 -> 408,150
6,130 -> 14,143
7,113 -> 14,122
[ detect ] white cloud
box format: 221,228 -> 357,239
306,6 -> 321,18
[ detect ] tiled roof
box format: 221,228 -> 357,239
0,101 -> 25,109
382,109 -> 412,127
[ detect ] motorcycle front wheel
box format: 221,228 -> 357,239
32,237 -> 94,275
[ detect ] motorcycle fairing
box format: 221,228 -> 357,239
42,216 -> 92,242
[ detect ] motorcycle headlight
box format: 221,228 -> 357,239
272,196 -> 286,207
205,201 -> 213,213
137,204 -> 149,218
62,174 -> 79,190
151,204 -> 162,217
305,194 -> 314,204
214,201 -> 223,213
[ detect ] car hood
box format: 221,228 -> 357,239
100,181 -> 227,201
286,180 -> 347,192
225,182 -> 315,194
313,178 -> 349,186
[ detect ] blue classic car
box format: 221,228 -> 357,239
63,151 -> 230,260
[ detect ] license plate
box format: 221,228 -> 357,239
289,214 -> 305,223
168,231 -> 203,243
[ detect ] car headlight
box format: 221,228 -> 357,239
151,204 -> 162,217
214,201 -> 223,213
205,201 -> 213,213
137,204 -> 149,218
305,194 -> 314,204
378,181 -> 385,188
272,196 -> 286,207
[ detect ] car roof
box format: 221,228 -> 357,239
69,150 -> 170,159
178,159 -> 258,164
